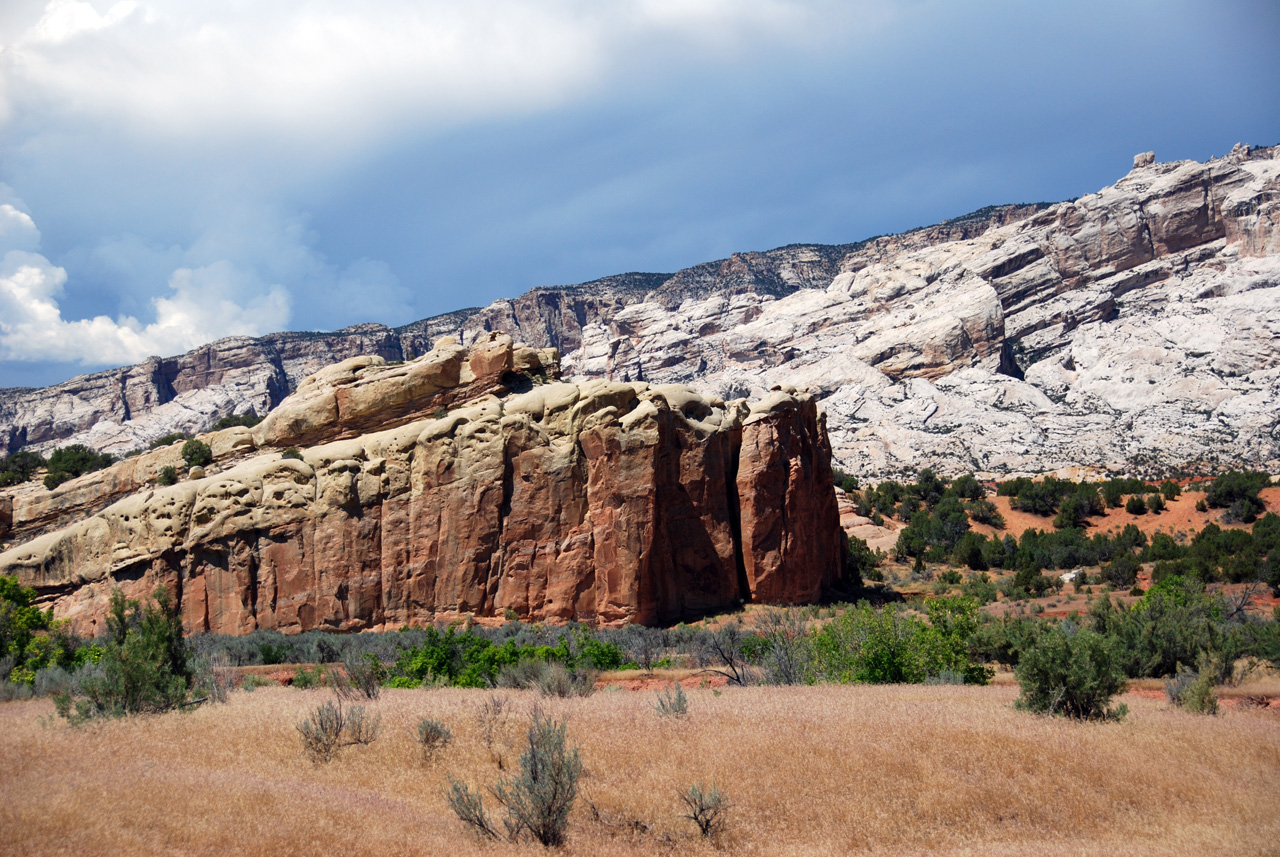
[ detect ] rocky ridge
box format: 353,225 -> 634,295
437,144 -> 1280,478
2,146 -> 1278,479
0,336 -> 844,633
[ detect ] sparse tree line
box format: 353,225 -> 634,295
832,468 -> 1278,595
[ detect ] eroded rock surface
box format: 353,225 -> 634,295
3,147 -> 1277,481
433,145 -> 1280,477
0,338 -> 842,633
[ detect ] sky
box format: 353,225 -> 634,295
1,1 -> 1278,389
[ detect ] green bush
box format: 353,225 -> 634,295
1014,624 -> 1127,720
809,596 -> 990,685
966,498 -> 1005,528
211,411 -> 262,431
156,466 -> 178,486
149,432 -> 192,450
0,450 -> 46,486
281,448 -> 304,461
43,444 -> 114,489
1146,493 -> 1165,514
1205,470 -> 1270,523
54,587 -> 190,721
181,439 -> 213,469
1164,665 -> 1218,715
1125,495 -> 1147,515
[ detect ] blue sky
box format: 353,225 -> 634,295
1,0 -> 1278,388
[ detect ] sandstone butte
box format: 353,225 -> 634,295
0,335 -> 844,635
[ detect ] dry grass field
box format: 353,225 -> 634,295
2,683 -> 1278,856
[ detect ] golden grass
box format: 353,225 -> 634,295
1,684 -> 1277,856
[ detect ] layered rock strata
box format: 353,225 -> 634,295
437,144 -> 1280,477
4,146 -> 1277,479
0,338 -> 843,634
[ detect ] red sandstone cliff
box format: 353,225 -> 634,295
0,336 -> 844,633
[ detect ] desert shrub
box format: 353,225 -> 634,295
191,651 -> 234,704
950,473 -> 985,501
1160,481 -> 1182,501
211,410 -> 262,431
241,674 -> 274,691
492,711 -> 582,846
156,465 -> 178,486
1164,665 -> 1218,714
962,573 -> 998,606
679,782 -> 731,838
924,669 -> 966,685
966,498 -> 1004,528
1147,493 -> 1165,514
1125,495 -> 1147,515
342,652 -> 384,700
1014,624 -> 1127,720
832,467 -> 859,493
938,569 -> 963,585
654,682 -> 689,717
43,444 -> 114,489
1196,498 -> 1208,513
754,609 -> 812,685
281,448 -> 304,461
450,710 -> 583,846
181,439 -> 213,469
149,432 -> 192,449
54,587 -> 190,722
1206,470 -> 1270,523
297,698 -> 381,762
535,662 -> 596,698
417,721 -> 453,762
1102,554 -> 1141,588
0,450 -> 46,486
476,695 -> 515,768
344,704 -> 383,745
844,535 -> 881,588
446,778 -> 502,840
297,700 -> 346,763
291,665 -> 327,689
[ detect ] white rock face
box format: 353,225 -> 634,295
441,145 -> 1280,478
4,146 -> 1277,480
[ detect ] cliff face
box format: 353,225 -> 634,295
0,324 -> 435,458
0,337 -> 843,633
3,147 -> 1278,479
438,145 -> 1280,477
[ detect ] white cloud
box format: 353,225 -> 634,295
0,197 -> 294,365
0,248 -> 291,364
0,203 -> 41,253
24,0 -> 138,45
0,0 -> 839,146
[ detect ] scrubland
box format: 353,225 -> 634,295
2,683 -> 1277,857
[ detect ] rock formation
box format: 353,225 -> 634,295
0,337 -> 844,634
2,146 -> 1278,480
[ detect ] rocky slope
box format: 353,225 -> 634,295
0,336 -> 844,633
0,324 -> 437,458
434,144 -> 1280,478
2,145 -> 1278,479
